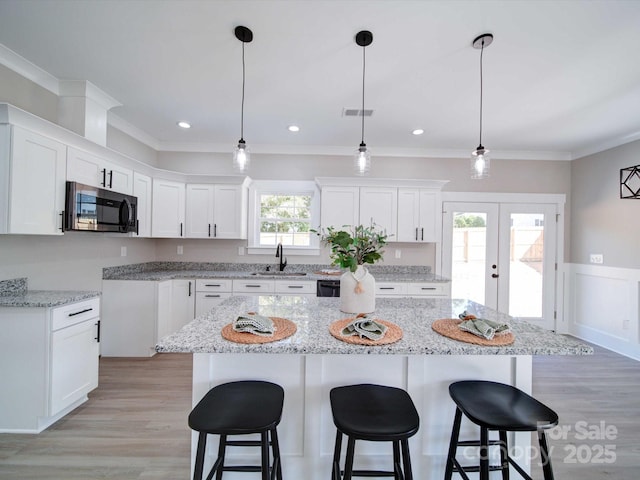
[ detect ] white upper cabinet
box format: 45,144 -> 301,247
397,188 -> 440,242
359,187 -> 397,237
152,178 -> 185,238
185,183 -> 247,239
0,125 -> 67,235
133,172 -> 152,237
320,186 -> 359,231
67,147 -> 133,194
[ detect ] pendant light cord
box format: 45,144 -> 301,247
240,40 -> 246,141
479,39 -> 484,147
361,44 -> 366,145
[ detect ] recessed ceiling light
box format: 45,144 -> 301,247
177,121 -> 191,129
412,129 -> 424,136
288,125 -> 300,132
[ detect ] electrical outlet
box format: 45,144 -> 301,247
120,246 -> 127,257
177,245 -> 184,255
395,249 -> 401,259
589,254 -> 603,264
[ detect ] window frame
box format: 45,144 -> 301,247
247,180 -> 321,255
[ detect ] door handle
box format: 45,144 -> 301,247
491,273 -> 499,278
95,320 -> 101,342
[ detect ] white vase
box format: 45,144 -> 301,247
340,265 -> 376,313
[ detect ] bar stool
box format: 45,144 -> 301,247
444,380 -> 559,480
188,380 -> 284,480
330,383 -> 420,480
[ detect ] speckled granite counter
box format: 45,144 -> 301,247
156,295 -> 591,356
103,261 -> 449,283
0,277 -> 100,307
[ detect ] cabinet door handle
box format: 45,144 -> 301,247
60,210 -> 65,232
95,320 -> 101,342
188,281 -> 192,296
415,227 -> 418,241
101,168 -> 107,187
68,307 -> 93,317
421,228 -> 424,241
136,219 -> 139,236
205,294 -> 221,298
208,224 -> 211,237
214,224 -> 217,237
108,170 -> 113,189
180,222 -> 183,237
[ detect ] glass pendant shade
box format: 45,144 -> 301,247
355,143 -> 371,176
233,139 -> 250,173
471,145 -> 490,179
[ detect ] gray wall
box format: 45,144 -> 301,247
570,139 -> 640,269
0,64 -> 58,123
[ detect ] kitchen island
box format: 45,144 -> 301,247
156,295 -> 591,479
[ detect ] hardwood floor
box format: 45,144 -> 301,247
0,345 -> 638,479
0,354 -> 192,480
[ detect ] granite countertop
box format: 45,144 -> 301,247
0,290 -> 101,308
102,262 -> 449,283
156,296 -> 593,356
0,277 -> 100,308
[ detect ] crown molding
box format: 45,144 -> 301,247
0,43 -> 59,94
108,112 -> 160,150
571,130 -> 640,160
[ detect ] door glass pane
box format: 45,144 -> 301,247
451,212 -> 487,304
508,213 -> 544,318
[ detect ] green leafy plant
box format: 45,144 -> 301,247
314,224 -> 388,272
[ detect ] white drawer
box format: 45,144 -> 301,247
232,279 -> 275,294
51,297 -> 100,331
196,279 -> 233,292
375,282 -> 408,296
274,281 -> 315,294
407,283 -> 448,297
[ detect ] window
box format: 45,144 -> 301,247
248,181 -> 320,254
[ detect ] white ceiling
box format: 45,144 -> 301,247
1,0 -> 640,160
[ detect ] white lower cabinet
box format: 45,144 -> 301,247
0,297 -> 100,433
195,279 -> 233,317
376,281 -> 450,298
102,279 -> 194,357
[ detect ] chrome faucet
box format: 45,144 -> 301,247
275,243 -> 287,271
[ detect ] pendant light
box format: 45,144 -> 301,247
233,26 -> 253,173
354,30 -> 373,176
471,33 -> 493,179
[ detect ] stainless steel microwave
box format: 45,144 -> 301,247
65,182 -> 138,233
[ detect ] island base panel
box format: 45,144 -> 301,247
191,353 -> 533,480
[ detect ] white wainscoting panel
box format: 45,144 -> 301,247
565,263 -> 640,360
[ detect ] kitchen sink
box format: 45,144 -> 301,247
251,272 -> 307,276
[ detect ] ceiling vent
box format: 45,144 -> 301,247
343,108 -> 374,117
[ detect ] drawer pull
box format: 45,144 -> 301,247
205,284 -> 222,287
379,287 -> 395,290
287,285 -> 304,289
245,285 -> 262,288
68,307 -> 93,317
205,294 -> 221,298
421,287 -> 437,290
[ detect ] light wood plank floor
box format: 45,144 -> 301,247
1,345 -> 638,479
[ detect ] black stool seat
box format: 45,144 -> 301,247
330,383 -> 419,480
189,380 -> 284,480
445,380 -> 559,480
449,380 -> 558,432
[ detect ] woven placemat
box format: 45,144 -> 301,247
432,319 -> 515,346
221,317 -> 297,344
329,318 -> 403,346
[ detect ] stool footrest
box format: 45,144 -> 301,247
349,469 -> 398,477
226,440 -> 271,447
456,439 -> 503,447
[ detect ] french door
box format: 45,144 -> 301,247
442,201 -> 558,330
